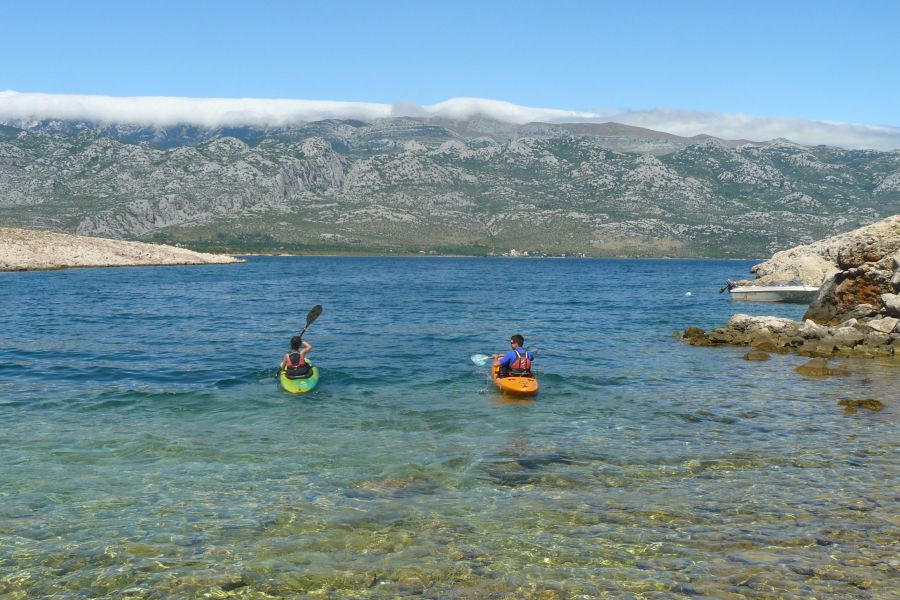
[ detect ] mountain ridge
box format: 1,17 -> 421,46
1,117 -> 898,257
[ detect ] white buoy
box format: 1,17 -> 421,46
684,292 -> 692,297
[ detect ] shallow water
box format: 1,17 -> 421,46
0,257 -> 897,598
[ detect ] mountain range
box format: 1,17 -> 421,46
1,117 -> 898,256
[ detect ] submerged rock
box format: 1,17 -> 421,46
794,358 -> 849,377
838,398 -> 886,413
743,350 -> 771,361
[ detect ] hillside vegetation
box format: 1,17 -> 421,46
1,118 -> 898,256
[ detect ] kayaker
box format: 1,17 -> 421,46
280,336 -> 313,379
493,334 -> 534,378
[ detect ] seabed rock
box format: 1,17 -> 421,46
794,358 -> 849,377
683,315 -> 898,358
838,398 -> 886,413
743,350 -> 771,361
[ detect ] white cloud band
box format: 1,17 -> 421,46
1,90 -> 898,151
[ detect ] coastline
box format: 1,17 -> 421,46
0,227 -> 242,272
682,215 -> 900,360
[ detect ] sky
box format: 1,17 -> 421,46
2,0 -> 899,149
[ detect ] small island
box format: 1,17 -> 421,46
0,227 -> 242,272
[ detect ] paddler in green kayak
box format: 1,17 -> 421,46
280,336 -> 314,379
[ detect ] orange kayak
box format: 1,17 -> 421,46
492,364 -> 539,396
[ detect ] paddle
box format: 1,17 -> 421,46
470,348 -> 539,367
470,354 -> 492,366
298,304 -> 323,341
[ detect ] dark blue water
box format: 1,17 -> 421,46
1,257 -> 896,598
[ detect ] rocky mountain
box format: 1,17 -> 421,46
1,118 -> 898,256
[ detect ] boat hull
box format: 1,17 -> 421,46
279,361 -> 320,394
729,285 -> 819,303
492,364 -> 539,396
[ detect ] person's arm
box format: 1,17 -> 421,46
279,353 -> 289,370
299,340 -> 313,358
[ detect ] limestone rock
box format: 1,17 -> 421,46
882,293 -> 900,317
743,350 -> 771,361
835,216 -> 900,268
0,227 -> 241,271
747,215 -> 900,286
804,266 -> 893,325
865,316 -> 899,334
745,253 -> 838,286
798,319 -> 827,339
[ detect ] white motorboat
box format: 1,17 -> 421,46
721,280 -> 820,303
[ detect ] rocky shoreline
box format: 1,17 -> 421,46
0,227 -> 242,271
683,215 -> 900,359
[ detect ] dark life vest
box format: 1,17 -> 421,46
287,352 -> 307,368
285,351 -> 311,379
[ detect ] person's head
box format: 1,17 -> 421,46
510,334 -> 525,348
290,336 -> 303,351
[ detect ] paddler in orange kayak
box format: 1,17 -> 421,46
493,334 -> 535,378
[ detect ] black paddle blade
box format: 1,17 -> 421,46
306,305 -> 323,328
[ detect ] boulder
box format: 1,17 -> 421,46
743,350 -> 771,361
865,316 -> 899,334
746,253 -> 839,286
798,319 -> 828,339
857,332 -> 895,357
835,217 -> 900,268
795,358 -> 849,377
830,326 -> 867,347
882,293 -> 900,317
750,338 -> 778,352
682,327 -> 706,340
804,266 -> 893,325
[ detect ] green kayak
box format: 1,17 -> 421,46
279,360 -> 320,394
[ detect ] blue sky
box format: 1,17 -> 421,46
2,1 -> 899,147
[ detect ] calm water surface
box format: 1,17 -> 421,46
0,257 -> 897,598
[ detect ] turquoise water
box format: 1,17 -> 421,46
1,257 -> 897,598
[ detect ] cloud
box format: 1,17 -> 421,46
1,90 -> 898,150
0,91 -> 389,128
608,108 -> 900,151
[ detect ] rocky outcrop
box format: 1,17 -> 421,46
739,215 -> 900,286
685,215 -> 900,358
804,248 -> 900,325
0,227 -> 241,271
682,313 -> 900,358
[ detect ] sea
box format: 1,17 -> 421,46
0,257 -> 896,598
